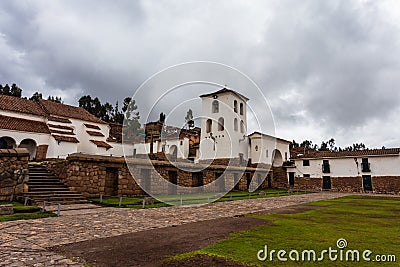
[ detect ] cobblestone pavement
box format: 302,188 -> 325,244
0,192 -> 350,266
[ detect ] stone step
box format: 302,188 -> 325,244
28,173 -> 58,177
28,183 -> 69,188
28,167 -> 48,171
32,199 -> 90,206
24,192 -> 84,197
35,199 -> 91,206
27,180 -> 64,184
28,187 -> 70,192
26,163 -> 87,205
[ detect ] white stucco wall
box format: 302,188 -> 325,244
200,92 -> 248,160
0,129 -> 50,146
46,137 -> 78,158
69,118 -> 110,153
291,155 -> 400,178
165,138 -> 189,159
249,134 -> 290,165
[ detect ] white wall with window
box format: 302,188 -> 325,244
289,154 -> 400,178
199,89 -> 249,160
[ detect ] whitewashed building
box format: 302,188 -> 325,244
132,88 -> 291,166
287,148 -> 400,192
198,88 -> 290,166
0,95 -> 127,159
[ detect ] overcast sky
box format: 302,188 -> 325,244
1,0 -> 400,148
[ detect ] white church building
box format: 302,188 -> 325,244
134,88 -> 290,167
199,88 -> 290,165
0,95 -> 126,160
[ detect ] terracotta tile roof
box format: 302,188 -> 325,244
52,135 -> 79,143
291,148 -> 400,159
0,95 -> 104,125
0,115 -> 50,134
39,99 -> 106,124
84,123 -> 101,130
48,124 -> 74,130
106,136 -> 120,143
50,129 -> 75,135
90,140 -> 112,149
199,87 -> 249,101
0,95 -> 47,116
86,130 -> 104,137
48,116 -> 72,124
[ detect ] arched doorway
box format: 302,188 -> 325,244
272,149 -> 283,167
169,145 -> 178,162
0,136 -> 16,149
19,139 -> 37,160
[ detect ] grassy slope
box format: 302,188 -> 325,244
172,196 -> 400,266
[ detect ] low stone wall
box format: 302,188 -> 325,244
0,149 -> 29,201
293,175 -> 400,194
372,176 -> 400,194
0,204 -> 13,215
45,159 -> 68,183
293,177 -> 322,191
331,177 -> 363,192
271,167 -> 289,188
44,154 -> 271,197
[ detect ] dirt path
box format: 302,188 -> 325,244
51,216 -> 268,267
51,205 -> 324,267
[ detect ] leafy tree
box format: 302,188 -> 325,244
328,138 -> 336,151
291,138 -> 368,152
122,97 -> 132,113
112,101 -> 124,124
159,112 -> 166,123
344,143 -> 366,151
2,84 -> 10,95
79,95 -> 139,125
10,84 -> 22,97
30,92 -> 43,101
0,83 -> 22,97
299,140 -> 318,150
319,138 -> 337,151
79,95 -> 103,119
290,140 -> 300,149
123,98 -> 141,139
319,141 -> 329,151
47,96 -> 62,103
185,109 -> 194,129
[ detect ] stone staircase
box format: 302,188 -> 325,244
25,164 -> 89,205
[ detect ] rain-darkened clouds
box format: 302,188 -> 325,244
0,0 -> 399,147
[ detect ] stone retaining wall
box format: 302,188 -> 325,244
292,175 -> 400,194
292,177 -> 321,191
0,148 -> 29,201
271,167 -> 288,188
370,176 -> 400,194
0,204 -> 13,215
44,154 -> 272,197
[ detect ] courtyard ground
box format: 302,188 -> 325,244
0,192 -> 348,266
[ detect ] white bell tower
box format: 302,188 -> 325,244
199,88 -> 249,160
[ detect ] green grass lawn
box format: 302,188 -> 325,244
88,189 -> 310,208
0,202 -> 56,222
170,195 -> 400,266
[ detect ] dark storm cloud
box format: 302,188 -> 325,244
252,1 -> 400,129
0,0 -> 399,147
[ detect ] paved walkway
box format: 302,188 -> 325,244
0,192 -> 349,266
